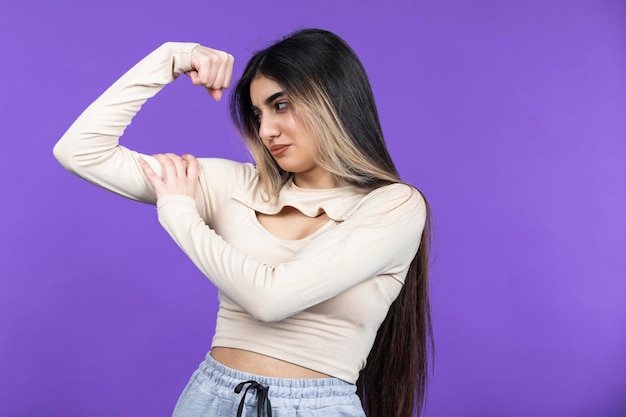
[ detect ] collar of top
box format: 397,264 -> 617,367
231,178 -> 368,222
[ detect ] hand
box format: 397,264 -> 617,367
186,45 -> 234,101
139,153 -> 199,200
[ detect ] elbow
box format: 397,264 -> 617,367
53,135 -> 86,174
244,296 -> 293,323
247,307 -> 288,324
234,265 -> 296,323
52,138 -> 73,171
250,314 -> 281,323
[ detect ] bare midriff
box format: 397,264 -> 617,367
211,347 -> 331,379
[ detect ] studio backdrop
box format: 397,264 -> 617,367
1,1 -> 625,416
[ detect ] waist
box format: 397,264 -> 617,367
195,352 -> 362,413
211,347 -> 331,379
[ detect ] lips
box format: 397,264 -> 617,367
270,144 -> 289,156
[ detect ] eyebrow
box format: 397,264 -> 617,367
251,91 -> 286,109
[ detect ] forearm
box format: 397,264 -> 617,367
156,186 -> 425,322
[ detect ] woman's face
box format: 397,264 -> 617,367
250,76 -> 331,187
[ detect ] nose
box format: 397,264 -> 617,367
258,114 -> 280,141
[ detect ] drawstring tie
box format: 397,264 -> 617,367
234,380 -> 273,417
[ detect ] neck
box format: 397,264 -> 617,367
293,169 -> 339,189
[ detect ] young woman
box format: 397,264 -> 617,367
54,29 -> 432,417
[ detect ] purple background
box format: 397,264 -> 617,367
1,0 -> 625,416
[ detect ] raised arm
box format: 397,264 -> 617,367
52,42 -> 234,204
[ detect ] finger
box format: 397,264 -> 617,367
223,53 -> 234,88
164,153 -> 187,176
187,70 -> 201,85
153,153 -> 177,182
207,88 -> 223,101
139,157 -> 164,191
197,57 -> 218,88
182,154 -> 199,180
208,54 -> 233,101
210,51 -> 231,90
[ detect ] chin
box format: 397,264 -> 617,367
277,162 -> 309,173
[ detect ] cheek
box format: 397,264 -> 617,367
301,133 -> 320,162
304,143 -> 319,162
292,120 -> 318,154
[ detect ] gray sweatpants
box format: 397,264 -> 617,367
172,352 -> 366,417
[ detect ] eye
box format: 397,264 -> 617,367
275,101 -> 289,111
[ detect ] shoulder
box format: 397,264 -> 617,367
197,157 -> 254,171
360,183 -> 426,216
340,183 -> 427,235
195,158 -> 262,204
197,158 -> 258,185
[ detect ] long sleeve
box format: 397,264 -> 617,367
53,42 -> 198,204
157,183 -> 426,322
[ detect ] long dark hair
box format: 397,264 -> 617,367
230,28 -> 433,417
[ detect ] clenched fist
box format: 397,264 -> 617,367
187,45 -> 235,101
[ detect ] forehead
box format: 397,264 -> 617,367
250,75 -> 284,106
